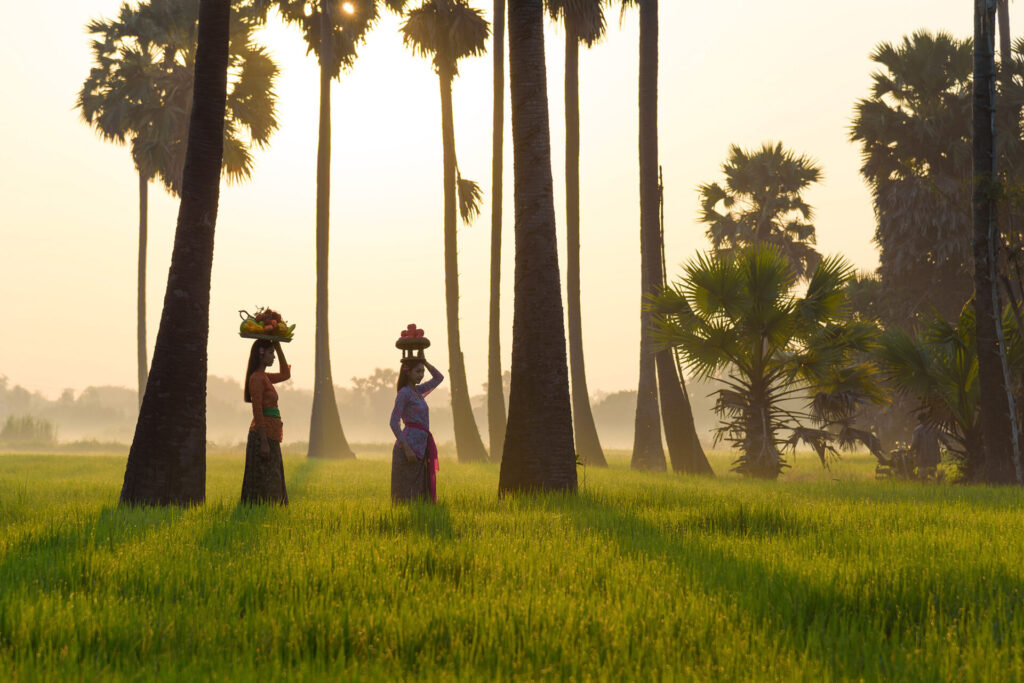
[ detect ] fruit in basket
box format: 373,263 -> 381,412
240,306 -> 295,339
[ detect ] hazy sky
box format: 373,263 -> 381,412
0,1 -> 1009,399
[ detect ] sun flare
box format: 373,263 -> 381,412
341,1 -> 355,14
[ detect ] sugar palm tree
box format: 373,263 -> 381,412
120,0 -> 232,505
487,0 -> 507,464
78,0 -> 279,409
973,0 -> 1022,484
401,0 -> 490,463
621,0 -> 665,471
658,170 -> 713,475
999,0 -> 1012,69
498,0 -> 576,493
546,0 -> 607,468
698,142 -> 823,280
651,246 -> 883,479
876,308 -> 989,481
260,0 -> 406,459
620,0 -> 708,474
849,31 -> 975,327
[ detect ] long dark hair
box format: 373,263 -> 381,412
396,358 -> 424,393
244,340 -> 273,403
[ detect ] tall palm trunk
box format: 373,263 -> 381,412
656,351 -> 712,474
487,0 -> 507,464
996,0 -> 1019,163
998,0 -> 1012,69
657,168 -> 713,475
137,168 -> 148,408
973,0 -> 1022,484
499,0 -> 576,494
120,0 -> 230,505
308,0 -> 355,459
631,0 -> 665,471
439,66 -> 488,463
564,24 -> 606,468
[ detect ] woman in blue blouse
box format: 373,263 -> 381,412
389,355 -> 444,502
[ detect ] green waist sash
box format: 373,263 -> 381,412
262,408 -> 281,419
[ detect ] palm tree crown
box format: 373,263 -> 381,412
401,0 -> 488,75
546,0 -> 604,45
260,0 -> 407,74
698,142 -> 822,280
849,31 -> 974,325
79,0 -> 279,193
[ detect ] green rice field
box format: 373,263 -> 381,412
2,450 -> 1023,680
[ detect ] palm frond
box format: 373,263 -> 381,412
548,0 -> 606,46
457,172 -> 483,225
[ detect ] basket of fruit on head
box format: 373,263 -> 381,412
395,324 -> 429,350
239,307 -> 295,341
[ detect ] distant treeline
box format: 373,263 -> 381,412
0,374 -> 719,452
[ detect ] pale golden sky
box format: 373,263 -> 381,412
0,1 -> 1006,398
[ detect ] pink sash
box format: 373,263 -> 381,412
404,421 -> 438,501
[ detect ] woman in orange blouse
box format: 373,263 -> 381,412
242,339 -> 290,504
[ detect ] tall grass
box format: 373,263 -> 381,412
1,452 -> 1022,680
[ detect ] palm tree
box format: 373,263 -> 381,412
999,0 -> 1012,69
401,0 -> 490,463
619,0 -> 709,475
973,0 -> 1022,484
120,0 -> 232,505
262,0 -> 406,459
698,142 -> 823,280
78,0 -> 279,408
619,0 -> 664,471
651,246 -> 883,479
658,169 -> 713,475
498,0 -> 576,493
545,0 -> 607,467
487,0 -> 507,464
850,32 -> 975,327
875,308 -> 995,481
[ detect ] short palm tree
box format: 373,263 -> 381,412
546,0 -> 606,467
401,0 -> 490,463
652,246 -> 883,479
698,142 -> 822,280
875,308 -> 991,481
78,0 -> 279,407
258,0 -> 407,459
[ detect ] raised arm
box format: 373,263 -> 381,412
415,360 -> 445,396
267,341 -> 291,383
